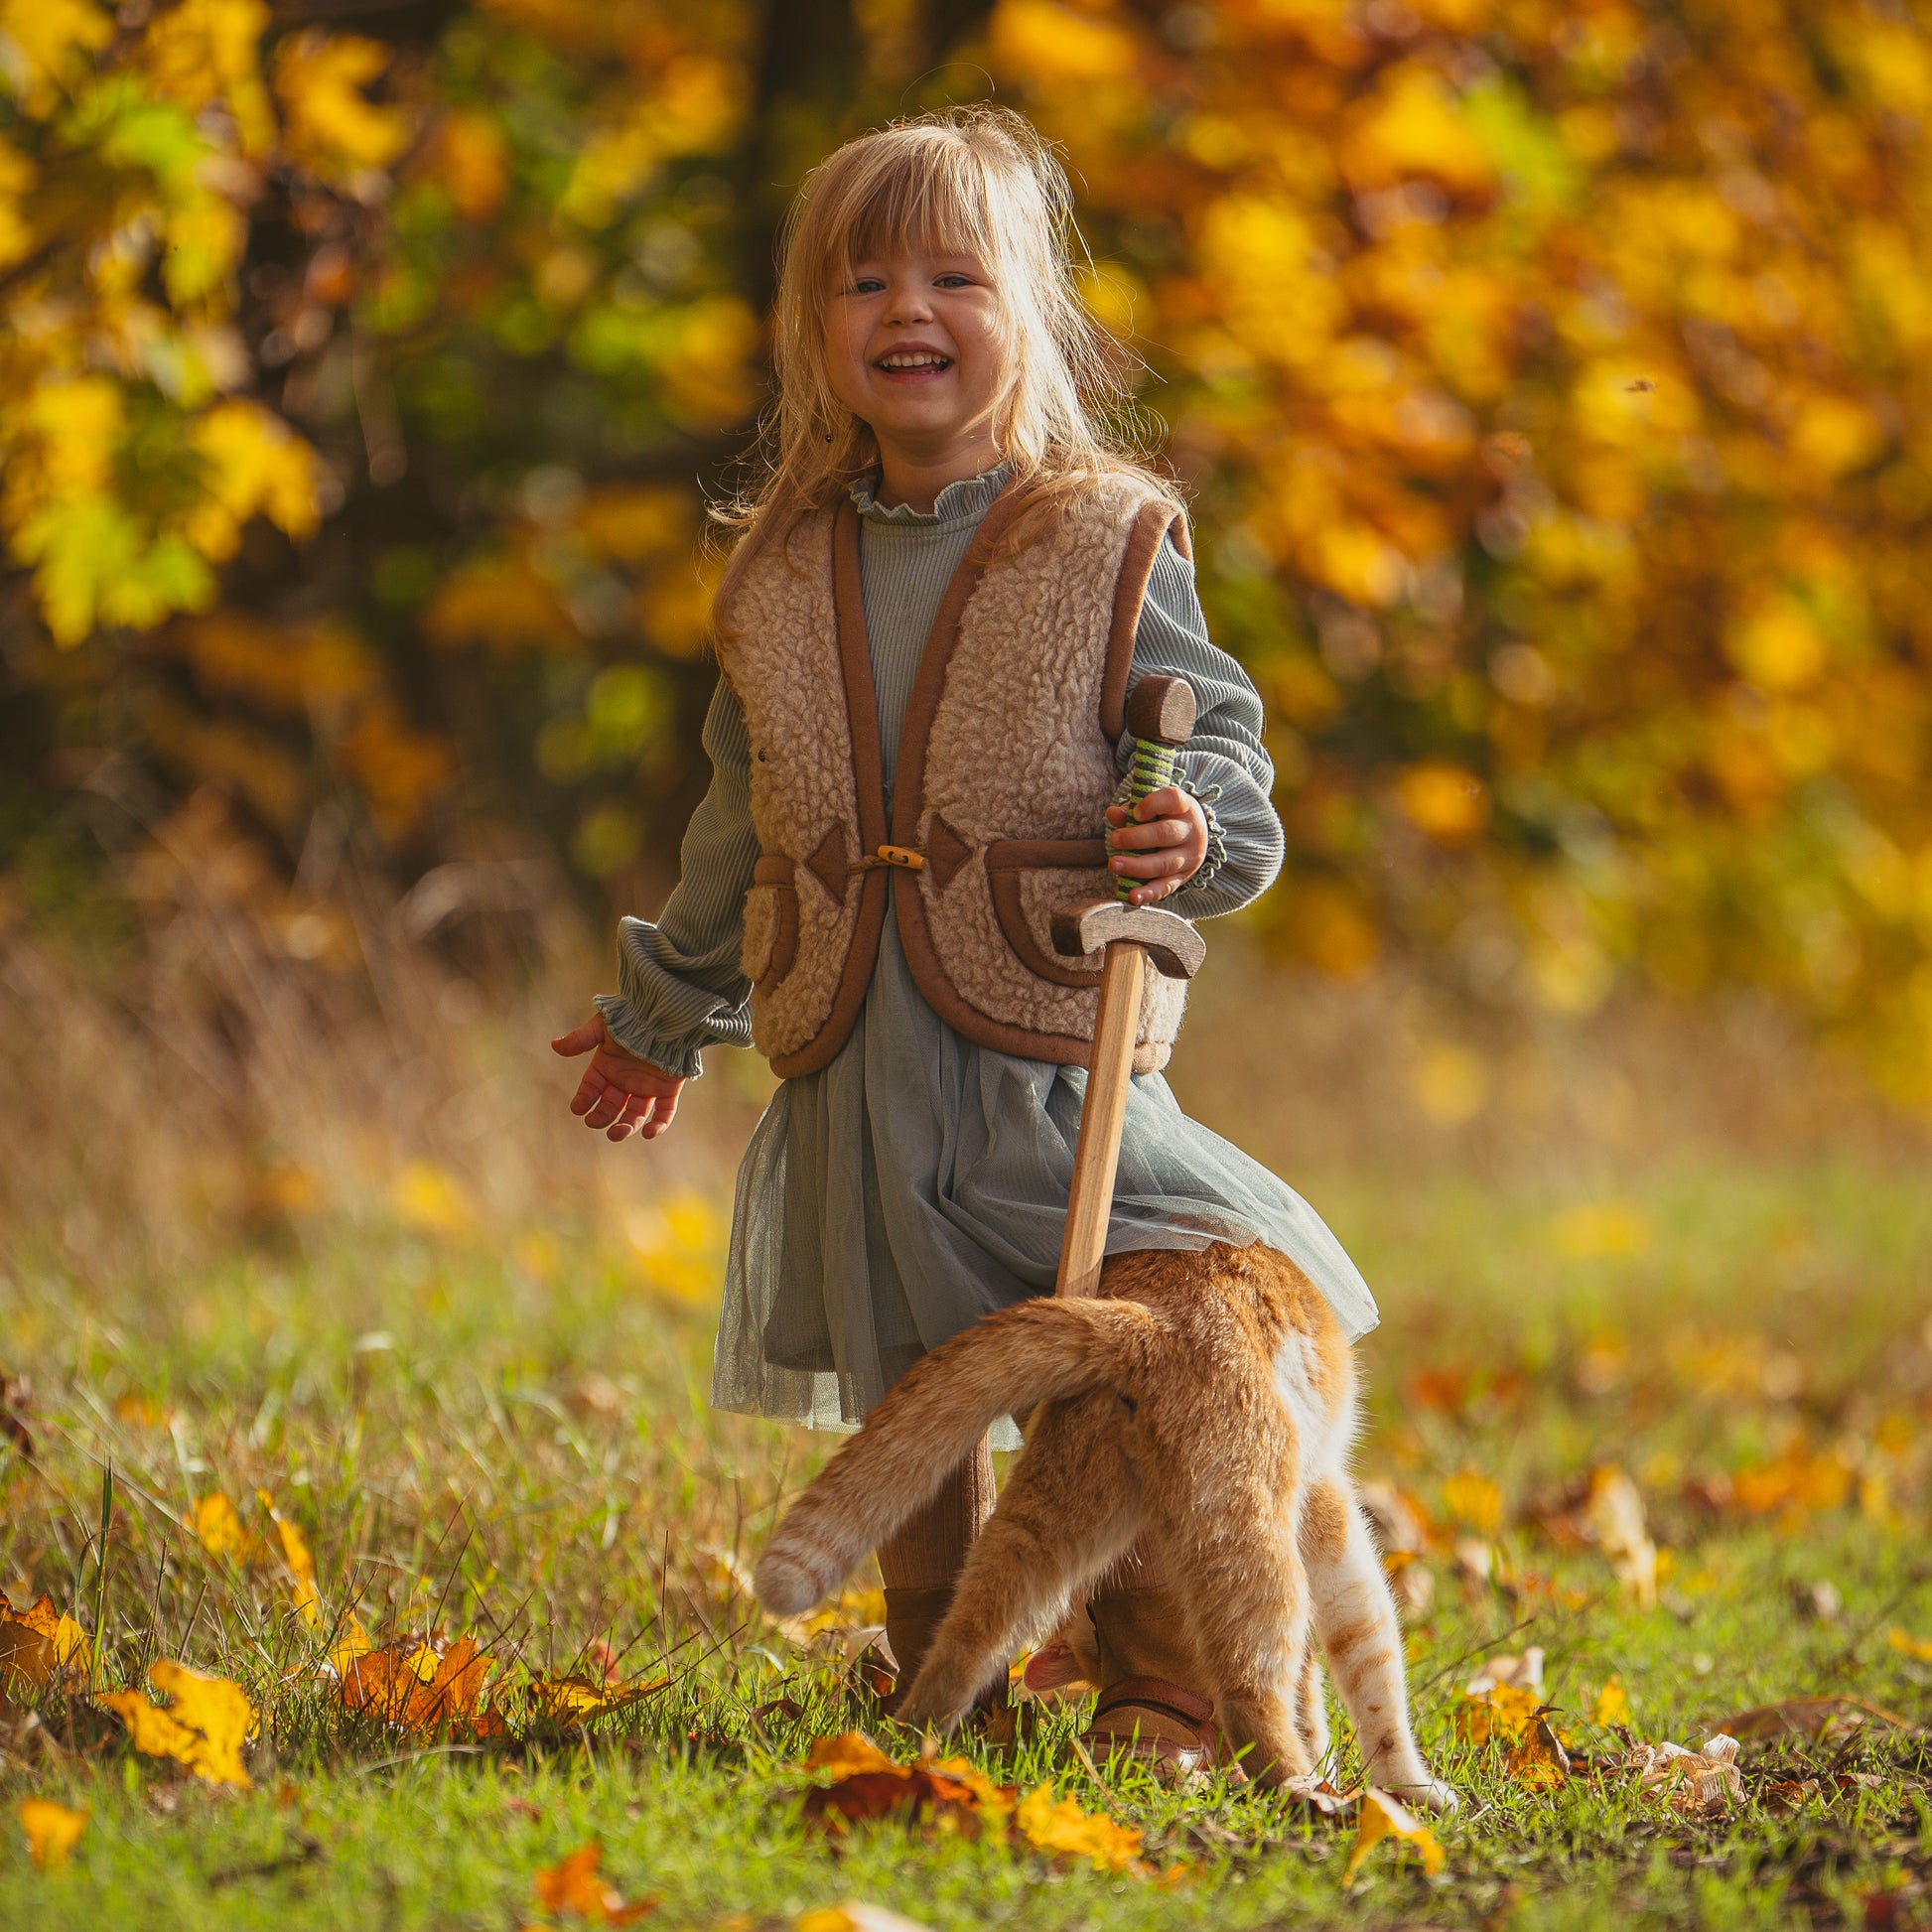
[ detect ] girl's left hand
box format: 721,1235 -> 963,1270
1104,784 -> 1208,906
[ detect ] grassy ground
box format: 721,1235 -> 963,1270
3,1141 -> 1931,1930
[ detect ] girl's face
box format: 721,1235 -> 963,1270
824,244 -> 1007,468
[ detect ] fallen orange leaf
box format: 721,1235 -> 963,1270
532,1841 -> 654,1923
102,1659 -> 253,1787
0,1592 -> 87,1690
341,1633 -> 492,1731
1342,1786 -> 1445,1886
18,1797 -> 88,1869
1507,1715 -> 1571,1789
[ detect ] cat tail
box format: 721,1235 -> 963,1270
753,1296 -> 1151,1617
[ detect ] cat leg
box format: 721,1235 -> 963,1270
1166,1506 -> 1315,1790
899,1388 -> 1143,1727
1296,1629 -> 1331,1771
1301,1475 -> 1456,1812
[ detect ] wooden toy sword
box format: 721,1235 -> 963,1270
1049,675 -> 1206,1300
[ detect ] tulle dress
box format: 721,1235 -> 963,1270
597,468 -> 1378,1446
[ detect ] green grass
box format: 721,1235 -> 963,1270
3,1154 -> 1931,1929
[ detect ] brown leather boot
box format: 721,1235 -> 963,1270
1081,1574 -> 1233,1783
872,1440 -> 1005,1721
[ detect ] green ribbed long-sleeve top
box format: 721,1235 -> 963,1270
598,468 -> 1377,1435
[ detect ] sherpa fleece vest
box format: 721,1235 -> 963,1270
712,473 -> 1194,1080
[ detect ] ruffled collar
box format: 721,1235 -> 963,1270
849,462 -> 1012,529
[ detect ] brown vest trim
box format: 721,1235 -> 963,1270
1099,499 -> 1189,744
765,500 -> 891,1079
985,838 -> 1109,988
925,815 -> 973,893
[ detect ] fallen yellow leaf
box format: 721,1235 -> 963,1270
796,1907 -> 938,1932
1888,1628 -> 1932,1663
195,1491 -> 252,1562
256,1490 -> 315,1586
1441,1469 -> 1503,1536
18,1797 -> 88,1869
1012,1783 -> 1143,1871
102,1659 -> 254,1787
1454,1681 -> 1544,1746
1593,1676 -> 1632,1725
1342,1786 -> 1445,1886
805,1731 -> 901,1781
327,1608 -> 372,1677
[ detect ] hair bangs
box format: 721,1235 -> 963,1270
842,141 -> 1000,282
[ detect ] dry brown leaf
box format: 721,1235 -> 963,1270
1624,1734 -> 1742,1816
532,1841 -> 654,1923
1468,1648 -> 1545,1696
1342,1786 -> 1446,1886
18,1797 -> 87,1869
102,1659 -> 254,1787
1584,1466 -> 1658,1607
1717,1696 -> 1918,1743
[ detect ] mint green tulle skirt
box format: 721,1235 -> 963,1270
709,918 -> 1378,1449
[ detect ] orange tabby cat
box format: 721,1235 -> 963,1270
755,1241 -> 1454,1808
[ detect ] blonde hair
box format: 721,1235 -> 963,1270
722,104 -> 1172,544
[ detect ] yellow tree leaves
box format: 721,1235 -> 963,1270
272,32 -> 412,179
186,403 -> 323,561
102,1660 -> 255,1787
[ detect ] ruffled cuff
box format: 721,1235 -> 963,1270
591,994 -> 709,1081
1176,772 -> 1229,895
1110,768 -> 1229,897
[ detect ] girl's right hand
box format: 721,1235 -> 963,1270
551,1018 -> 686,1142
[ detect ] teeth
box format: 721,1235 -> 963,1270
880,352 -> 949,369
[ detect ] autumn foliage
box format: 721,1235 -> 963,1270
4,0 -> 1932,1092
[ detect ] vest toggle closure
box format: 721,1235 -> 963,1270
853,844 -> 926,873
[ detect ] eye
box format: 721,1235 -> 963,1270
934,273 -> 974,289
849,276 -> 885,295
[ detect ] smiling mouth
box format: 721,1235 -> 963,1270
875,350 -> 953,373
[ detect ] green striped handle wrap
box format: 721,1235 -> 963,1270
1114,739 -> 1178,901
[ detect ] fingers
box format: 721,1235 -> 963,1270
552,1016 -> 607,1057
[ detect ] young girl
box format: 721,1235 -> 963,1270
553,105 -> 1378,1772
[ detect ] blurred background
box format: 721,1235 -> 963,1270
5,0 -> 1931,1285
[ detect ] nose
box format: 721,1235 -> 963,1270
883,275 -> 934,327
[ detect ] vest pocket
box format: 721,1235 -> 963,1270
742,854 -> 800,991
984,837 -> 1111,988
